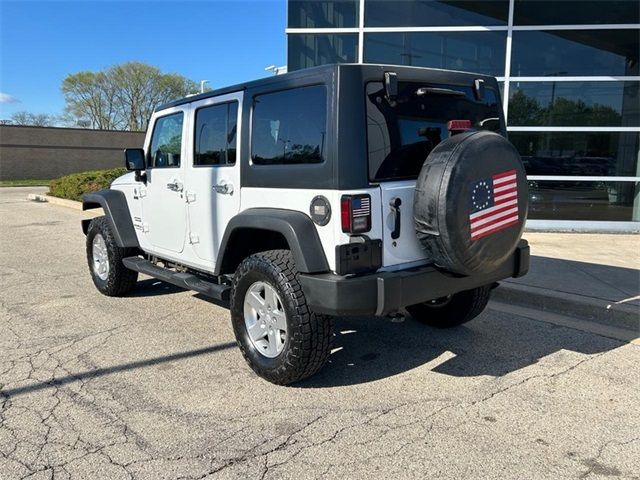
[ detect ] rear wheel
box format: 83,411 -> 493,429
86,216 -> 138,296
231,250 -> 333,385
406,285 -> 491,328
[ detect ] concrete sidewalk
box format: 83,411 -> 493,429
494,232 -> 640,332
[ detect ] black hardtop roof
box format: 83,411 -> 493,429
155,63 -> 498,111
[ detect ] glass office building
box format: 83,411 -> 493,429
286,0 -> 640,229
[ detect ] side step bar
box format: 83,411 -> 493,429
122,256 -> 231,302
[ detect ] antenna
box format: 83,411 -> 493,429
200,80 -> 210,93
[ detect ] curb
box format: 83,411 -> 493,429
27,193 -> 84,211
493,281 -> 639,332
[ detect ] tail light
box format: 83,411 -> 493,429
341,194 -> 371,234
448,119 -> 472,134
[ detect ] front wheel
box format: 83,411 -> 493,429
406,285 -> 491,328
86,216 -> 138,296
230,250 -> 333,385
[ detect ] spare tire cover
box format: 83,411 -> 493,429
414,130 -> 528,276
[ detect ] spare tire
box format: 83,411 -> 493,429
414,130 -> 528,276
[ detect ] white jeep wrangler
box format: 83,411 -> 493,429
82,64 -> 530,385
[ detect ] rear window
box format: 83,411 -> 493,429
366,81 -> 502,181
251,85 -> 327,165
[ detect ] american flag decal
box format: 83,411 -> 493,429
351,196 -> 370,217
469,169 -> 519,241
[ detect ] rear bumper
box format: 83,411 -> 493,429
299,240 -> 530,316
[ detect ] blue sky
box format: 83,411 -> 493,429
0,0 -> 287,119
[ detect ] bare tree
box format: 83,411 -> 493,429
9,111 -> 56,127
62,62 -> 198,131
61,72 -> 122,130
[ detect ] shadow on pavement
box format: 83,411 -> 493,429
126,278 -> 186,297
1,309 -> 625,396
114,264 -> 631,389
43,257 -> 631,391
1,342 -> 236,398
513,255 -> 640,303
298,310 -> 624,388
126,279 -> 230,308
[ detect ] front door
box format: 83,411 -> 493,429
185,93 -> 242,268
143,108 -> 187,254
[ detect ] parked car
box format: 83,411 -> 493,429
82,64 -> 529,384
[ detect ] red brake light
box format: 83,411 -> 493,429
341,194 -> 371,234
448,119 -> 472,132
341,197 -> 351,232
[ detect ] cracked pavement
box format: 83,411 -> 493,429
1,187 -> 639,480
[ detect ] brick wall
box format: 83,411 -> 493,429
0,125 -> 146,180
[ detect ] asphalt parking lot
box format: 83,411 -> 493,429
1,187 -> 639,480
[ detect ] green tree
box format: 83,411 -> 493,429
508,90 -> 544,126
62,62 -> 198,131
548,98 -> 622,126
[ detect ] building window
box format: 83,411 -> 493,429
288,0 -> 359,28
510,132 -> 639,177
364,31 -> 507,76
364,0 -> 509,27
251,85 -> 327,165
528,181 -> 639,221
285,0 -> 640,224
288,34 -> 358,71
508,81 -> 639,127
194,102 -> 238,166
511,30 -> 639,77
513,0 -> 640,25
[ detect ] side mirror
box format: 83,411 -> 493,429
124,148 -> 147,183
125,148 -> 146,171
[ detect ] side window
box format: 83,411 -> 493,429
251,85 -> 326,165
149,112 -> 184,168
194,102 -> 238,166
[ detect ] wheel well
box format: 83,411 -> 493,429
218,228 -> 290,274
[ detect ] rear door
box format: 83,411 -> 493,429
185,92 -> 242,268
365,80 -> 503,268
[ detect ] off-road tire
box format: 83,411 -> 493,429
86,216 -> 138,296
231,250 -> 334,385
406,285 -> 491,328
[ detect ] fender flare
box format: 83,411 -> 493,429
81,190 -> 139,248
215,208 -> 330,275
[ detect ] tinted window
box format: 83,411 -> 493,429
149,112 -> 183,168
252,85 -> 327,165
365,0 -> 509,27
509,81 -> 640,127
364,32 -> 507,77
514,0 -> 639,25
288,0 -> 358,28
528,180 -> 638,221
510,132 -> 639,177
366,81 -> 502,181
511,30 -> 639,77
288,34 -> 358,71
194,102 -> 238,166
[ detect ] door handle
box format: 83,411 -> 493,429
166,180 -> 183,192
214,182 -> 234,195
389,197 -> 402,240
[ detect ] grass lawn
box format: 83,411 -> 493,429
0,179 -> 50,187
